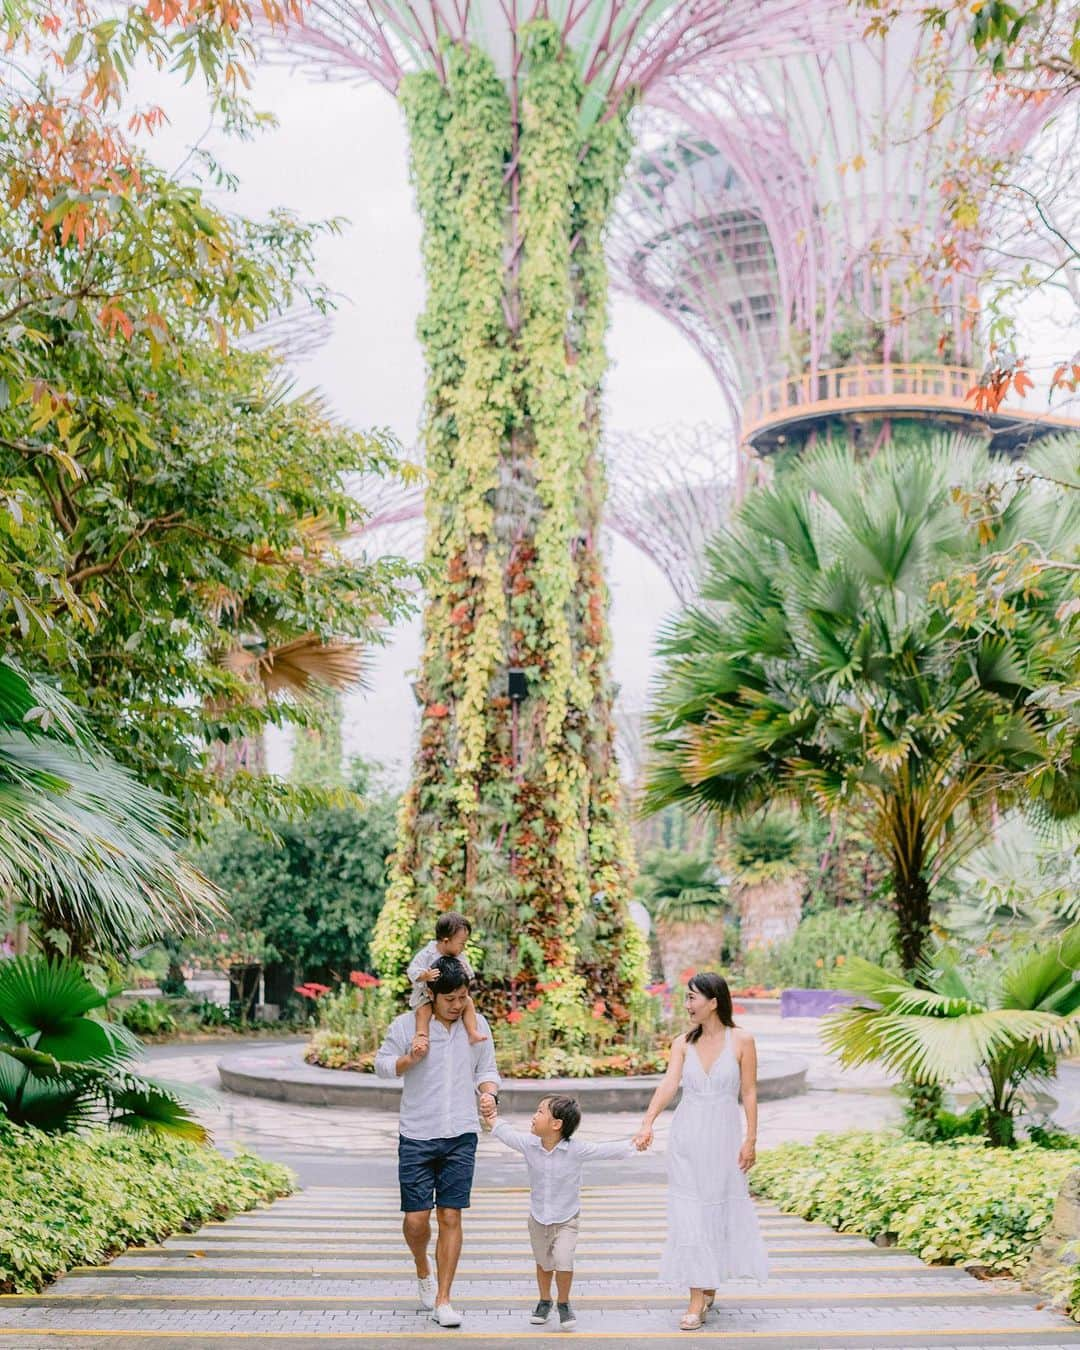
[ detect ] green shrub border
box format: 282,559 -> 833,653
0,1121 -> 293,1293
751,1130 -> 1079,1283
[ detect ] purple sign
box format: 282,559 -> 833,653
780,988 -> 858,1018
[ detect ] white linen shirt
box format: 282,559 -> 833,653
491,1121 -> 636,1224
374,1010 -> 499,1141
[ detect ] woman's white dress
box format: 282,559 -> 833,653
658,1035 -> 770,1288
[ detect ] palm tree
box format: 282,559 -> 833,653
636,850 -> 729,987
0,660 -> 221,959
647,435 -> 1080,975
821,928 -> 1080,1146
0,954 -> 206,1137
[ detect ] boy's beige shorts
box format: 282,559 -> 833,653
528,1214 -> 580,1271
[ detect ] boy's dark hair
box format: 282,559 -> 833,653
429,956 -> 470,997
435,911 -> 471,941
543,1094 -> 581,1142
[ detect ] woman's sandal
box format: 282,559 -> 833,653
679,1311 -> 706,1331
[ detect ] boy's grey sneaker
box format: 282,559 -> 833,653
557,1302 -> 577,1331
530,1299 -> 553,1324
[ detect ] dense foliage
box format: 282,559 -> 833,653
375,26 -> 647,1030
1,0 -> 417,841
191,763 -> 398,986
648,436 -> 1080,974
751,1131 -> 1080,1274
0,1118 -> 292,1293
740,907 -> 899,991
0,660 -> 219,960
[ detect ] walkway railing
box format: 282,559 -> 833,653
741,362 -> 1074,445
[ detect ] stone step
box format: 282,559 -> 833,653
0,1303 -> 1072,1339
0,1286 -> 1033,1309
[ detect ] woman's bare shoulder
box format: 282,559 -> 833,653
732,1026 -> 756,1050
670,1031 -> 689,1051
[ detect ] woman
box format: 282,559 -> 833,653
634,972 -> 768,1330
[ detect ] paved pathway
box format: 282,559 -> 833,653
2,1183 -> 1078,1348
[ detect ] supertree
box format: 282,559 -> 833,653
269,0 -> 842,1022
609,15 -> 1069,462
602,424 -> 735,604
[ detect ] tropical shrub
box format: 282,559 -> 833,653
0,660 -> 220,961
0,956 -> 203,1137
647,436 -> 1080,976
823,927 -> 1080,1145
191,761 -> 397,989
0,1117 -> 292,1293
118,1000 -> 177,1038
750,1131 -> 1080,1272
740,906 -> 899,990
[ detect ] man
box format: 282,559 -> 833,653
375,956 -> 499,1328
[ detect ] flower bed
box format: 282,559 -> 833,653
0,1119 -> 293,1293
750,1130 -> 1080,1277
303,977 -> 673,1078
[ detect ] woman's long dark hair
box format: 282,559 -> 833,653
686,972 -> 735,1044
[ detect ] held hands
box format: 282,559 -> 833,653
633,1125 -> 653,1152
478,1093 -> 497,1133
738,1138 -> 756,1173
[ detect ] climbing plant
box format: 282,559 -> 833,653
373,26 -> 647,1031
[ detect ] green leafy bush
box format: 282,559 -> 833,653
751,1131 -> 1079,1272
119,999 -> 177,1037
0,1119 -> 292,1292
740,906 -> 898,990
190,761 -> 397,988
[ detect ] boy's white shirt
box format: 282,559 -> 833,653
491,1120 -> 636,1224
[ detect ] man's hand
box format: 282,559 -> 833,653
478,1091 -> 497,1124
405,1040 -> 429,1068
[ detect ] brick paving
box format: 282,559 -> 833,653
2,1185 -> 1078,1348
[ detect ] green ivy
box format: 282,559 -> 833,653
375,24 -> 644,1029
751,1131 -> 1079,1273
0,1119 -> 292,1292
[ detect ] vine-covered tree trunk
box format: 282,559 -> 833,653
373,28 -> 646,1031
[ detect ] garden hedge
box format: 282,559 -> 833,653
751,1131 -> 1080,1278
0,1119 -> 293,1292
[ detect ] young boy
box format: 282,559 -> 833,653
489,1094 -> 645,1332
407,912 -> 487,1055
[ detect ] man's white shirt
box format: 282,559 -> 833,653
491,1121 -> 636,1224
375,1010 -> 499,1141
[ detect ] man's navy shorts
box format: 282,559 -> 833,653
398,1132 -> 477,1212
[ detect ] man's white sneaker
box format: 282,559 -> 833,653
417,1275 -> 436,1310
432,1303 -> 463,1327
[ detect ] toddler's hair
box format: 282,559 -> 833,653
429,956 -> 470,996
435,911 -> 471,941
543,1094 -> 581,1141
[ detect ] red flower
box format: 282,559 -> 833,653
349,971 -> 380,988
425,702 -> 450,718
591,998 -> 606,1020
646,982 -> 669,996
678,967 -> 697,984
294,982 -> 331,1000
526,997 -> 542,1012
507,1009 -> 525,1024
535,981 -> 562,993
